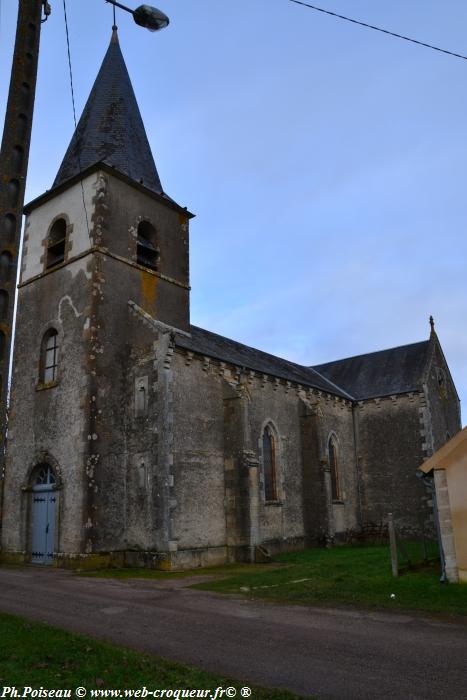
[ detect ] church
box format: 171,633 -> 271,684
0,31 -> 461,568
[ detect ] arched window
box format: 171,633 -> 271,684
40,329 -> 59,384
328,435 -> 341,501
136,221 -> 159,271
263,425 -> 277,501
32,464 -> 56,489
46,218 -> 67,269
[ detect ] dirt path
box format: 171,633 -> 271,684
0,567 -> 466,699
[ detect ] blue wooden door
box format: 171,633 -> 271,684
31,466 -> 56,565
31,491 -> 56,564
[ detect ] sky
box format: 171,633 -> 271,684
1,0 -> 466,421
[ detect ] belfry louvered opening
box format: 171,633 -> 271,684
46,218 -> 67,269
136,220 -> 159,271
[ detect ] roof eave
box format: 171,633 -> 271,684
419,426 -> 467,472
174,333 -> 353,400
352,387 -> 422,402
24,162 -> 195,219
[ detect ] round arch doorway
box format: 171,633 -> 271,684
31,464 -> 57,565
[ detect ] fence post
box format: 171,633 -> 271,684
388,512 -> 398,577
420,518 -> 428,561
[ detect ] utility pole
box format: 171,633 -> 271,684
0,1 -> 48,463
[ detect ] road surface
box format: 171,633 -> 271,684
0,567 -> 466,699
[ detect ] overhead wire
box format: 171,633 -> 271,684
62,0 -> 91,240
289,0 -> 467,62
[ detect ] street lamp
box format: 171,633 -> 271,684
105,0 -> 170,31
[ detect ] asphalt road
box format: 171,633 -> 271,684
0,567 -> 466,699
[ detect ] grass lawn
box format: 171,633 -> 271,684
193,545 -> 467,617
80,544 -> 467,618
0,612 -> 301,699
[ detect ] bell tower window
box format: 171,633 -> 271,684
46,218 -> 67,269
136,221 -> 159,271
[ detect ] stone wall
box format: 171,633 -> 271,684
167,347 -> 360,564
357,393 -> 430,535
2,257 -> 92,557
72,170 -> 191,556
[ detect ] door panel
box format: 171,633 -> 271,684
31,491 -> 56,565
45,493 -> 56,563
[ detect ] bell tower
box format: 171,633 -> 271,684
1,29 -> 193,564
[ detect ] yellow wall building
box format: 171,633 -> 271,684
420,427 -> 467,583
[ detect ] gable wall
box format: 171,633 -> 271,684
423,341 -> 461,453
357,393 -> 431,535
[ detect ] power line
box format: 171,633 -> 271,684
289,0 -> 467,62
62,0 -> 91,239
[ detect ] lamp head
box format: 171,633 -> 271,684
133,4 -> 169,31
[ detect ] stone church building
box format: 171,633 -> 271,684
0,32 -> 461,568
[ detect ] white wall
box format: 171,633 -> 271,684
22,173 -> 97,283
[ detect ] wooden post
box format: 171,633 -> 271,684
420,515 -> 428,561
388,512 -> 398,577
0,1 -> 44,460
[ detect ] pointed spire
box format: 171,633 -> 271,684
53,32 -> 163,193
429,315 -> 435,335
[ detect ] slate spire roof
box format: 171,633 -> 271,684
53,29 -> 163,193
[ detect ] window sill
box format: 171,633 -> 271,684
264,500 -> 283,507
36,380 -> 59,391
332,499 -> 345,506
